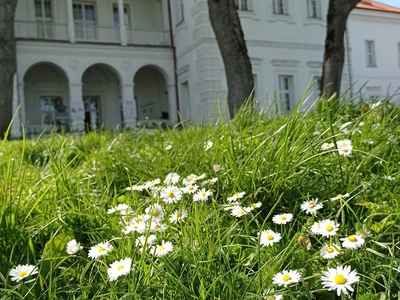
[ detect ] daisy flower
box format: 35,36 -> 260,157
66,239 -> 83,255
272,270 -> 301,287
136,234 -> 157,250
301,199 -> 323,216
320,219 -> 340,237
262,289 -> 283,300
321,265 -> 359,296
169,209 -> 188,224
9,265 -> 38,282
340,235 -> 365,249
165,144 -> 172,150
204,140 -> 213,150
248,202 -> 262,211
88,242 -> 114,260
272,213 -> 293,225
108,257 -> 132,281
321,142 -> 334,150
160,185 -> 182,204
181,184 -> 199,194
182,174 -> 197,185
230,206 -> 250,217
126,184 -> 146,191
107,203 -> 132,215
320,244 -> 340,259
331,193 -> 350,201
144,179 -> 161,189
311,221 -> 323,235
201,178 -> 218,186
227,191 -> 246,202
259,230 -> 281,247
124,221 -> 146,234
370,101 -> 382,109
194,173 -> 206,181
164,172 -> 180,185
150,222 -> 167,232
153,241 -> 174,257
336,139 -> 353,157
193,188 -> 212,201
145,204 -> 164,223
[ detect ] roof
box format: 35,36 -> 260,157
356,0 -> 400,14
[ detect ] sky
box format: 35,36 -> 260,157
377,0 -> 400,8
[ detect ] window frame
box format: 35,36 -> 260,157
34,0 -> 53,21
365,40 -> 377,68
234,0 -> 253,11
306,0 -> 320,19
175,0 -> 184,26
272,0 -> 288,15
278,75 -> 294,112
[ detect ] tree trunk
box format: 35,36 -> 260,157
0,0 -> 18,139
322,0 -> 360,99
208,0 -> 254,118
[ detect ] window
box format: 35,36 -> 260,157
41,96 -> 69,128
273,0 -> 288,15
180,81 -> 191,120
307,0 -> 320,18
234,0 -> 252,11
278,75 -> 294,112
83,96 -> 101,131
365,41 -> 376,67
175,0 -> 184,25
34,0 -> 53,38
73,2 -> 97,40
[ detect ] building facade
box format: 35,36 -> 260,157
10,0 -> 400,138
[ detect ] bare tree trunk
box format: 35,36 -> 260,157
0,0 -> 18,139
322,0 -> 360,99
208,0 -> 254,118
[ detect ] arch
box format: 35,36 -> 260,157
133,64 -> 170,86
134,65 -> 169,123
78,63 -> 123,84
21,61 -> 70,84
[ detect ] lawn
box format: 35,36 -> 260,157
0,98 -> 399,299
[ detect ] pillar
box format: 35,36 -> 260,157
120,84 -> 137,129
118,0 -> 127,46
167,84 -> 178,125
69,83 -> 85,133
10,74 -> 22,138
66,0 -> 76,43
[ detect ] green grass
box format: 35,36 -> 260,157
0,96 -> 399,299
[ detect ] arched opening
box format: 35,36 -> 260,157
134,66 -> 169,126
81,64 -> 121,130
23,62 -> 69,135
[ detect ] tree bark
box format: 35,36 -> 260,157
208,0 -> 254,118
0,0 -> 18,139
322,0 -> 360,99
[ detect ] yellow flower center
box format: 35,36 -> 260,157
167,191 -> 175,198
325,225 -> 334,231
19,271 -> 27,277
233,193 -> 238,197
342,149 -> 349,153
267,296 -> 276,300
266,234 -> 274,241
97,247 -> 105,253
124,215 -> 131,222
152,210 -> 159,217
117,265 -> 124,271
348,235 -> 357,242
175,213 -> 181,218
308,202 -> 315,208
280,216 -> 287,220
251,203 -> 257,208
202,192 -> 207,197
334,274 -> 347,284
336,194 -> 342,198
188,186 -> 194,190
158,245 -> 165,251
326,247 -> 334,253
282,274 -> 292,282
237,209 -> 245,215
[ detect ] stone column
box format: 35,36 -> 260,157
167,84 -> 178,125
68,83 -> 85,133
120,84 -> 137,129
118,0 -> 127,46
10,74 -> 22,138
66,0 -> 76,43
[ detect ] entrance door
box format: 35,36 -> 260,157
83,96 -> 101,131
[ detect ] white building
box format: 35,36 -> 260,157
10,0 -> 400,137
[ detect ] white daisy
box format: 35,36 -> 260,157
181,184 -> 199,194
144,179 -> 161,189
144,204 -> 164,223
272,270 -> 301,287
136,234 -> 157,250
311,221 -> 323,235
338,145 -> 353,156
66,239 -> 83,255
227,191 -> 246,202
331,193 -> 350,201
165,144 -> 172,150
320,244 -> 340,259
340,235 -> 365,249
336,139 -> 353,157
126,184 -> 146,191
320,219 -> 340,237
160,185 -> 182,204
153,241 -> 174,257
321,265 -> 359,296
88,242 -> 114,260
262,289 -> 283,300
169,209 -> 188,224
150,222 -> 167,232
194,173 -> 206,181
182,174 -> 197,185
193,188 -> 212,201
230,206 -> 250,217
9,264 -> 38,282
248,202 -> 262,211
164,172 -> 180,185
107,203 -> 132,215
370,101 -> 382,109
108,257 -> 132,281
300,199 -> 323,216
124,221 -> 146,234
259,230 -> 281,247
204,140 -> 213,150
272,213 -> 293,225
321,142 -> 334,150
201,178 -> 218,186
